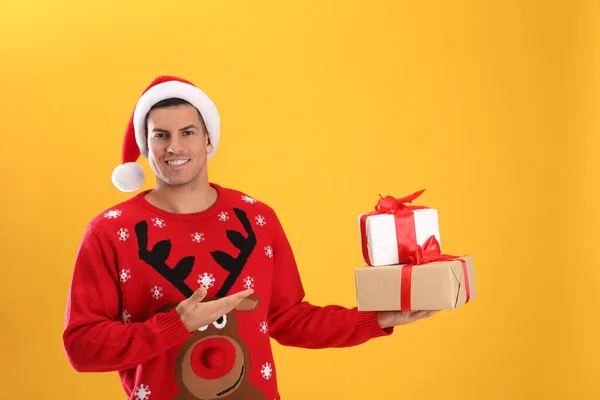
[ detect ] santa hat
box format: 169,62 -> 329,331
111,75 -> 220,192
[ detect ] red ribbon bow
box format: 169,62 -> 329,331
400,235 -> 472,310
375,189 -> 425,213
360,189 -> 428,266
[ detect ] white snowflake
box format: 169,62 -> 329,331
104,209 -> 122,219
191,232 -> 205,243
152,218 -> 166,228
150,286 -> 163,300
134,384 -> 151,400
198,273 -> 216,289
119,269 -> 131,283
259,321 -> 268,334
243,276 -> 255,289
242,195 -> 257,203
117,228 -> 129,241
261,362 -> 273,380
255,215 -> 267,226
122,309 -> 131,324
218,211 -> 229,222
265,246 -> 273,258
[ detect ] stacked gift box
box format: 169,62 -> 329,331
354,190 -> 476,311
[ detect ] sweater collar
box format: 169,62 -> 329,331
133,182 -> 226,221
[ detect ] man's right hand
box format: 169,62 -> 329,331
175,287 -> 254,332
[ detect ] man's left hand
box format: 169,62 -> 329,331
377,310 -> 439,329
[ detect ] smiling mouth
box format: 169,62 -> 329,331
166,159 -> 190,166
217,365 -> 245,397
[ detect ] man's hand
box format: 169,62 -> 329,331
376,310 -> 439,329
176,287 -> 254,332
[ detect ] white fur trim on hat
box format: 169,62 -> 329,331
112,162 -> 145,192
132,80 -> 220,160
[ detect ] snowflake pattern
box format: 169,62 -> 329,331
191,232 -> 205,243
104,209 -> 122,219
242,195 -> 257,203
117,228 -> 130,241
218,211 -> 229,222
134,384 -> 151,400
122,309 -> 131,324
198,273 -> 216,289
255,215 -> 267,226
119,269 -> 131,283
265,246 -> 273,258
243,276 -> 255,289
150,286 -> 163,300
152,218 -> 166,228
259,321 -> 268,334
261,362 -> 273,380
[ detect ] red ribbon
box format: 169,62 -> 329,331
359,189 -> 428,266
400,235 -> 472,310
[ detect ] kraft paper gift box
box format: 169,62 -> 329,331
354,254 -> 476,311
358,189 -> 441,267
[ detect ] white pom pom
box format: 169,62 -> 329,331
112,162 -> 145,192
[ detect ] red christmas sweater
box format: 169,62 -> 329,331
63,183 -> 392,400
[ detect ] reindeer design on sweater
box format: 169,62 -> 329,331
134,207 -> 265,400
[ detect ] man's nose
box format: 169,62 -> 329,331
167,137 -> 185,154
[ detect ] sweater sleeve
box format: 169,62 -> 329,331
266,212 -> 393,349
62,225 -> 192,373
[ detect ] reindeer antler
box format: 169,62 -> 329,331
135,221 -> 195,297
211,208 -> 256,298
134,208 -> 256,299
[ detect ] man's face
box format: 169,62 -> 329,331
146,104 -> 212,188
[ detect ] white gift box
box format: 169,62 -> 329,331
358,208 -> 441,266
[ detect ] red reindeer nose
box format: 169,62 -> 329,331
203,347 -> 226,368
191,338 -> 236,380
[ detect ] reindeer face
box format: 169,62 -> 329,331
175,296 -> 260,399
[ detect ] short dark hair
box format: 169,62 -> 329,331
144,98 -> 209,136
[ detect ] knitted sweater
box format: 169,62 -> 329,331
62,183 -> 392,400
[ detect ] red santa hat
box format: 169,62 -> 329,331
111,75 -> 220,192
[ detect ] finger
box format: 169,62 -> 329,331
188,287 -> 207,305
209,289 -> 254,316
222,289 -> 254,310
409,310 -> 425,317
232,288 -> 254,298
411,310 -> 435,319
214,288 -> 253,306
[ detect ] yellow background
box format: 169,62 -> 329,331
1,0 -> 598,398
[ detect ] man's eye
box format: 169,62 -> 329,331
183,130 -> 194,135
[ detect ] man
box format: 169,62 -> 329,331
62,75 -> 437,400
